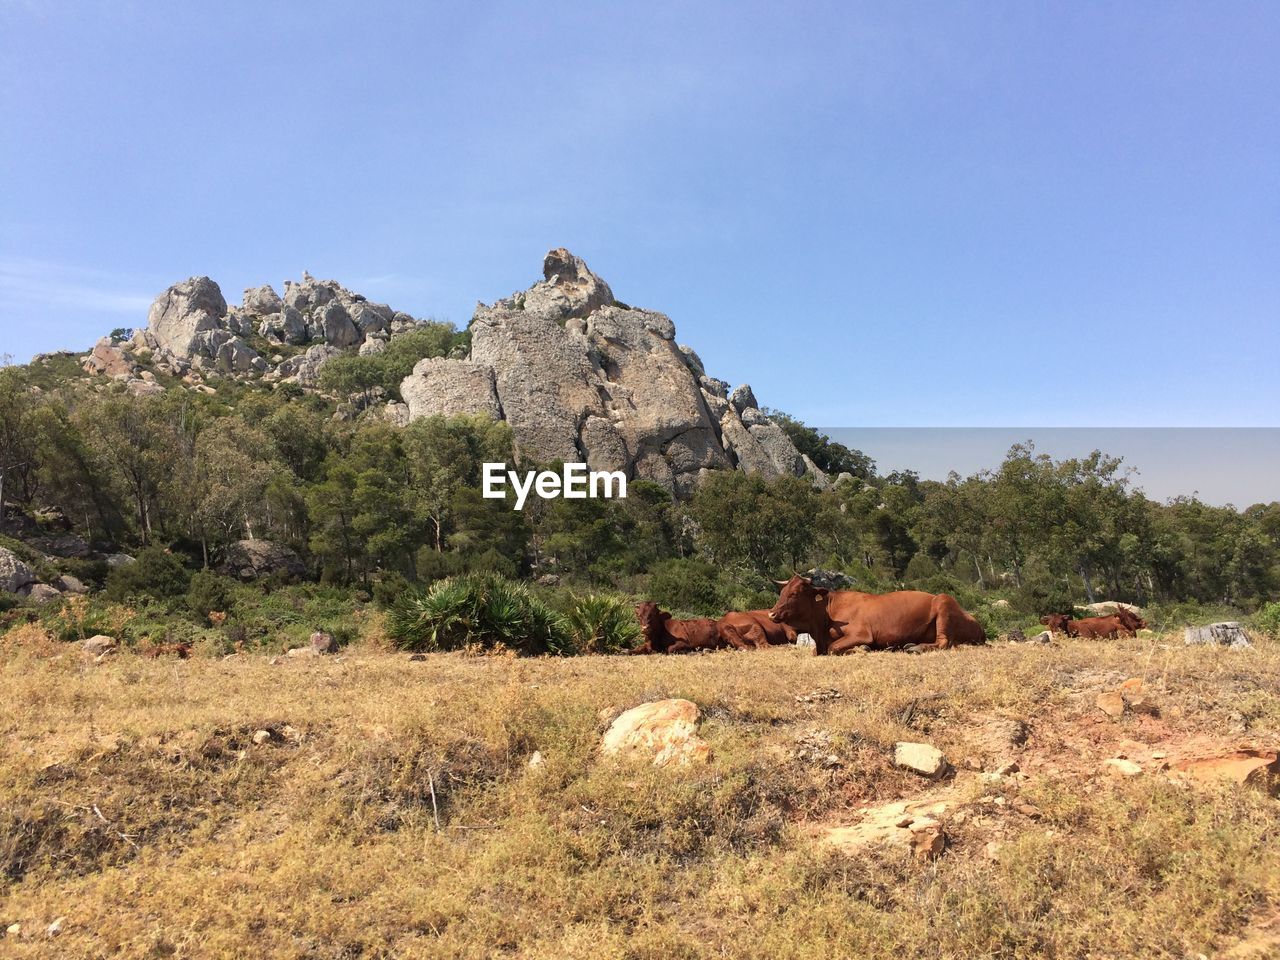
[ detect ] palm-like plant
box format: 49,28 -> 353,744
562,593 -> 641,654
389,574 -> 566,655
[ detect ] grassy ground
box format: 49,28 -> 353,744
1,630 -> 1279,959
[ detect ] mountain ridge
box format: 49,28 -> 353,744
47,249 -> 826,496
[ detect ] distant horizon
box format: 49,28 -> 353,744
822,427 -> 1280,509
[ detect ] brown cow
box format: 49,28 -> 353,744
1112,607 -> 1147,635
767,576 -> 987,655
631,601 -> 724,654
143,641 -> 193,659
1040,613 -> 1072,634
1067,615 -> 1130,639
717,610 -> 797,650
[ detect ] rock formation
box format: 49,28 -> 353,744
128,271 -> 421,385
82,248 -> 820,496
399,249 -> 819,495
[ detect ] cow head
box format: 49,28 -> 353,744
767,575 -> 830,635
634,601 -> 672,652
1112,607 -> 1145,631
1040,613 -> 1071,633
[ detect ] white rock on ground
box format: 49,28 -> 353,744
600,699 -> 710,768
894,742 -> 948,778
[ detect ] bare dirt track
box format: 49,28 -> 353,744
2,634 -> 1278,959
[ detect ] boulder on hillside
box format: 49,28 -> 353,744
23,583 -> 62,604
224,540 -> 306,581
0,547 -> 35,593
242,284 -> 283,316
146,276 -> 228,358
1085,601 -> 1145,617
54,574 -> 88,595
82,338 -> 135,378
401,358 -> 502,421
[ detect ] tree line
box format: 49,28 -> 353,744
1,360 -> 1276,616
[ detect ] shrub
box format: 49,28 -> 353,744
645,558 -> 733,617
560,593 -> 641,655
186,570 -> 235,622
388,574 -> 565,655
1254,601 -> 1280,639
372,570 -> 411,608
103,547 -> 192,602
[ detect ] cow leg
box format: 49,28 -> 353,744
743,623 -> 771,649
721,622 -> 762,650
827,628 -> 875,655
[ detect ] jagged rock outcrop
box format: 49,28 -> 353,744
398,249 -> 819,495
123,271 -> 432,387
82,338 -> 135,378
81,249 -> 819,497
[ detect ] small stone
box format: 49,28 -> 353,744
7,923 -> 21,936
1103,758 -> 1143,777
82,635 -> 116,657
912,827 -> 945,861
983,840 -> 1002,861
894,742 -> 948,778
908,817 -> 940,833
285,646 -> 319,659
528,751 -> 545,768
995,761 -> 1020,776
1096,692 -> 1126,718
47,917 -> 65,936
252,730 -> 272,745
1014,802 -> 1043,819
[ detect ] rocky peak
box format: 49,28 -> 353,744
487,247 -> 616,322
76,248 -> 821,497
124,272 -> 426,387
400,248 -> 822,495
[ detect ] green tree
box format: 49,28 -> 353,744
690,472 -> 820,576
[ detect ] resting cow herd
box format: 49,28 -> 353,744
1040,607 -> 1147,639
632,576 -> 1148,656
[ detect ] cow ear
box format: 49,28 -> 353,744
660,612 -> 672,622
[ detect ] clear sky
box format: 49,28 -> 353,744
1,1 -> 1277,428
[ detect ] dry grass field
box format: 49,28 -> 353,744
2,628 -> 1279,959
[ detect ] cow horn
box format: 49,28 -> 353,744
772,578 -> 790,586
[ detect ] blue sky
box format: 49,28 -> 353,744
1,1 -> 1277,427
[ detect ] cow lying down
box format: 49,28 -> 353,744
631,601 -> 723,654
631,603 -> 800,654
767,575 -> 987,655
1041,607 -> 1145,639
